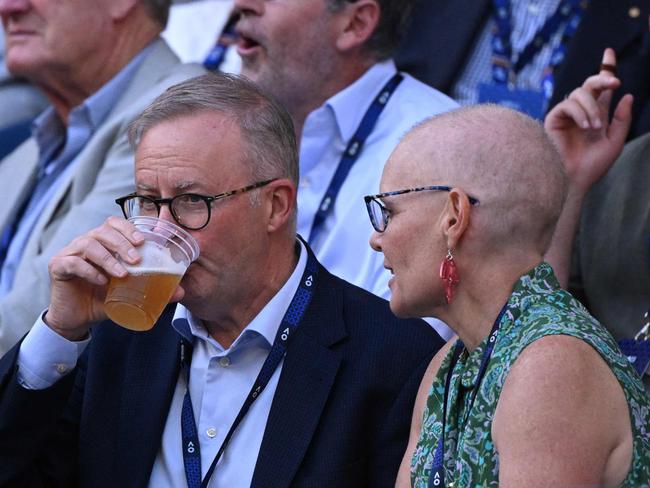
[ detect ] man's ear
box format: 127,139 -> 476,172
265,179 -> 297,233
440,189 -> 472,250
107,0 -> 139,22
335,0 -> 380,53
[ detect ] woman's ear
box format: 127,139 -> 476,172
440,189 -> 472,250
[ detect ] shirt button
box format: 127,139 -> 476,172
55,363 -> 68,374
218,357 -> 231,367
206,427 -> 217,438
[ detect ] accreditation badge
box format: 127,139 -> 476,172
618,311 -> 650,378
478,83 -> 546,120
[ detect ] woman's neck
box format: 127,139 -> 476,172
437,257 -> 541,351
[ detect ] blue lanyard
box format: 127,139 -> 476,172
203,14 -> 238,71
490,0 -> 587,93
180,245 -> 319,488
307,73 -> 403,246
428,303 -> 508,487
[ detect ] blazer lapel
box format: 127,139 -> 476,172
114,307 -> 181,486
21,39 -> 186,258
0,139 -> 39,232
108,38 -> 184,118
251,268 -> 347,488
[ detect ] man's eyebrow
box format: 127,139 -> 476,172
135,181 -> 200,193
175,180 -> 200,191
135,182 -> 157,192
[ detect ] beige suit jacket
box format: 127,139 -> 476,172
0,38 -> 205,353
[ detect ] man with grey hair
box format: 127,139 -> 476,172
0,0 -> 204,354
0,73 -> 444,487
234,0 -> 457,338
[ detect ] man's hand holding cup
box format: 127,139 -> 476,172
44,216 -> 199,341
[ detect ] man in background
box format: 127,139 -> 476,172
234,0 -> 457,338
397,0 -> 650,137
0,0 -> 204,353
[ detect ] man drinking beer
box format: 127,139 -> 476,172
0,73 -> 444,487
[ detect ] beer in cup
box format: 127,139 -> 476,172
104,216 -> 200,331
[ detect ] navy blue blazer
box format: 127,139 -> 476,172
396,0 -> 650,139
0,259 -> 444,487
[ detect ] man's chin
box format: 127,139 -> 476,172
388,300 -> 413,319
239,62 -> 261,81
4,53 -> 40,79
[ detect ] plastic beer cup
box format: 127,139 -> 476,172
104,216 -> 200,331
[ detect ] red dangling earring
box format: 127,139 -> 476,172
439,249 -> 460,304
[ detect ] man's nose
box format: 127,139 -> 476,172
233,0 -> 264,17
0,0 -> 30,18
158,204 -> 176,225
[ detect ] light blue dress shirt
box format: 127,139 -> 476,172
296,59 -> 457,339
17,239 -> 308,488
0,43 -> 152,295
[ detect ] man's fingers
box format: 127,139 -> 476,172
170,285 -> 185,303
88,219 -> 143,265
105,216 -> 145,247
49,254 -> 109,286
608,93 -> 634,147
58,236 -> 128,279
84,239 -> 129,277
46,216 -> 146,289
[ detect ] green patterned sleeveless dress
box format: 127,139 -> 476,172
411,263 -> 650,487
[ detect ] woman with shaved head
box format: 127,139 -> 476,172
365,104 -> 650,487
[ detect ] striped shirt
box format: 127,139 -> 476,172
453,0 -> 568,105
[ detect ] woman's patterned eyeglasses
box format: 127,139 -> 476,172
364,185 -> 480,233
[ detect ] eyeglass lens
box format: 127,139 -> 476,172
368,199 -> 386,232
127,195 -> 210,230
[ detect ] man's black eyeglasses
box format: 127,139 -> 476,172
364,185 -> 480,233
115,178 -> 277,231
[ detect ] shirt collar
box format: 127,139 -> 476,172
325,59 -> 398,143
83,41 -> 154,129
32,107 -> 65,168
31,40 -> 154,170
172,239 -> 308,350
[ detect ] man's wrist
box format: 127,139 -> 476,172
18,313 -> 91,390
43,311 -> 89,342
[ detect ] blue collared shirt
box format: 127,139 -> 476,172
17,239 -> 308,488
0,43 -> 153,295
296,59 -> 457,339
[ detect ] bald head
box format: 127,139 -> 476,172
392,104 -> 568,256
